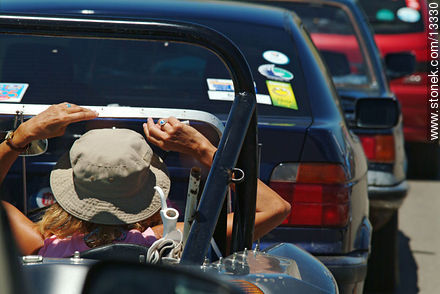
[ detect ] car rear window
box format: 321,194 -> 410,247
359,0 -> 424,34
0,21 -> 310,118
258,1 -> 377,90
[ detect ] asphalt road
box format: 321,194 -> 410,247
394,180 -> 440,294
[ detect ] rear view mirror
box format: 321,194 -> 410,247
355,98 -> 399,129
385,52 -> 416,80
0,131 -> 48,156
22,138 -> 48,156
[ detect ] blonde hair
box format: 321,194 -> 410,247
37,203 -> 162,248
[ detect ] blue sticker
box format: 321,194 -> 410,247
0,83 -> 29,102
206,78 -> 234,91
397,7 -> 421,23
258,64 -> 294,82
206,78 -> 258,93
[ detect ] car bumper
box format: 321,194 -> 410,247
368,180 -> 408,210
317,251 -> 369,294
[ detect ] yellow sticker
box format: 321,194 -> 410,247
266,81 -> 298,110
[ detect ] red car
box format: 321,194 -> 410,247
359,0 -> 438,177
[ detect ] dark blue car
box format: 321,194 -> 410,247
0,0 -> 371,292
237,0 -> 409,291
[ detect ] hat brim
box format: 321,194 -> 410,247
50,151 -> 170,225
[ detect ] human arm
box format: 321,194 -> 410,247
1,201 -> 44,255
0,102 -> 98,185
0,102 -> 98,254
144,117 -> 290,241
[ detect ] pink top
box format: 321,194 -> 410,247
38,228 -> 157,258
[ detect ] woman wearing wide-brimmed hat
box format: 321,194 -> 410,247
1,105 -> 290,257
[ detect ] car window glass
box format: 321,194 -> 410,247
259,2 -> 377,91
299,24 -> 347,121
359,0 -> 424,34
0,31 -> 310,117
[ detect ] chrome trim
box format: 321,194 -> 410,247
0,103 -> 225,136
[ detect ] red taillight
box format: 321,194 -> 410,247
269,163 -> 350,227
358,135 -> 395,163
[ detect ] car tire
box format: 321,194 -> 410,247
406,142 -> 440,179
365,211 -> 399,292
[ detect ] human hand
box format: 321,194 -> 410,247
143,117 -> 216,166
12,102 -> 98,148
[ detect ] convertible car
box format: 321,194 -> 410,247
0,7 -> 341,294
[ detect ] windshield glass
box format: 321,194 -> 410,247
0,22 -> 310,118
359,0 -> 424,34
260,1 -> 377,90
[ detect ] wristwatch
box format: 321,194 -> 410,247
5,130 -> 29,152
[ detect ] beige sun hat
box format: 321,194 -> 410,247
50,128 -> 170,225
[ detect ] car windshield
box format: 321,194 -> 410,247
0,21 -> 310,118
259,1 -> 377,90
359,0 -> 424,34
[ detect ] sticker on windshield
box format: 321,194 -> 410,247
376,9 -> 395,22
397,7 -> 420,23
266,81 -> 298,110
34,187 -> 56,208
208,91 -> 271,105
258,64 -> 293,82
207,78 -> 235,92
0,83 -> 29,102
206,78 -> 258,93
256,94 -> 271,105
262,50 -> 290,65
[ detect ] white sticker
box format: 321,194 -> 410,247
208,90 -> 235,101
0,83 -> 29,102
397,7 -> 420,23
208,91 -> 271,105
256,94 -> 272,105
258,64 -> 294,82
263,50 -> 290,65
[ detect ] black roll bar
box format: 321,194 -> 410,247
0,14 -> 258,264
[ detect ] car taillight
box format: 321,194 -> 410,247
358,135 -> 395,163
269,163 -> 350,227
